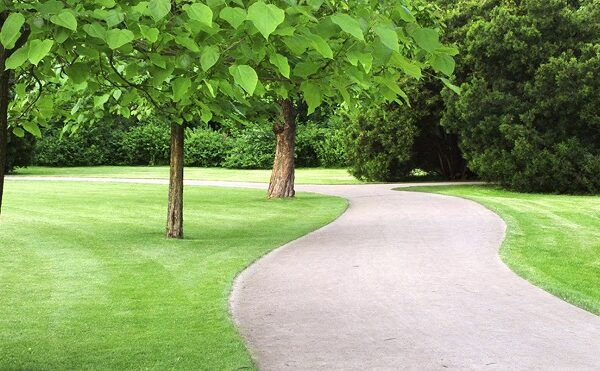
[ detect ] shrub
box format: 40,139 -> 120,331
313,116 -> 348,168
184,128 -> 229,167
439,0 -> 600,193
223,125 -> 275,169
295,122 -> 323,168
346,105 -> 417,182
119,120 -> 170,166
35,118 -> 129,166
5,133 -> 35,173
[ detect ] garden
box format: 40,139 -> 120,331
1,0 -> 599,369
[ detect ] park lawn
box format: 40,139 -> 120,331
404,185 -> 600,315
0,181 -> 347,370
14,166 -> 364,185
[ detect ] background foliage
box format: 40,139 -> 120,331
440,0 -> 600,193
28,116 -> 347,170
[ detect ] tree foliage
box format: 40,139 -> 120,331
440,0 -> 600,193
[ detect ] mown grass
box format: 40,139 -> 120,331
0,181 -> 347,370
14,166 -> 364,185
404,185 -> 600,315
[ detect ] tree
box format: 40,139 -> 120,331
439,0 -> 600,193
0,2 -> 96,214
221,0 -> 458,197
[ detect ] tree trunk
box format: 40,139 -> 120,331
268,99 -> 296,198
0,67 -> 11,215
166,122 -> 184,238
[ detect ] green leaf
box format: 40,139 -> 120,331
374,25 -> 399,52
306,33 -> 333,59
0,13 -> 25,49
331,14 -> 364,41
37,0 -> 64,15
140,25 -> 159,43
150,53 -> 166,68
173,77 -> 192,102
283,35 -> 309,55
12,127 -> 25,138
105,10 -> 125,28
430,54 -> 455,76
175,35 -> 200,52
307,0 -> 324,10
4,44 -> 29,70
50,10 -> 77,31
269,53 -> 290,78
409,27 -> 441,52
66,63 -> 90,84
185,3 -> 213,27
94,94 -> 110,108
36,95 -> 54,119
200,46 -> 220,71
357,52 -> 373,73
395,5 -> 416,23
83,23 -> 106,39
441,77 -> 461,94
201,107 -> 213,123
105,29 -> 134,49
148,0 -> 171,21
22,121 -> 42,137
390,52 -> 422,79
27,39 -> 54,65
247,1 -> 285,40
301,81 -> 322,114
293,61 -> 319,78
229,65 -> 258,95
219,7 -> 246,29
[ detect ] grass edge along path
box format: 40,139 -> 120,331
401,185 -> 600,315
13,166 -> 364,185
0,180 -> 347,370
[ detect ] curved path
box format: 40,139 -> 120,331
9,177 -> 600,369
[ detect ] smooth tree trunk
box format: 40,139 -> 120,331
268,99 -> 296,198
0,62 -> 11,215
166,122 -> 184,238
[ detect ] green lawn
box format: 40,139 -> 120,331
0,181 -> 346,370
14,166 -> 364,185
404,185 -> 600,315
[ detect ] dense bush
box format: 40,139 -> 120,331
184,128 -> 229,167
5,133 -> 35,173
313,117 -> 347,168
439,0 -> 600,193
295,122 -> 322,168
223,125 -> 275,169
35,118 -> 130,166
346,105 -> 417,182
32,116 -> 352,170
119,120 -> 170,166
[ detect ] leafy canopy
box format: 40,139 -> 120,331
3,0 -> 457,137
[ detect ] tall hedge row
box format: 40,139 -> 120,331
29,118 -> 347,170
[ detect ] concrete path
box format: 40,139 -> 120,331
9,177 -> 600,369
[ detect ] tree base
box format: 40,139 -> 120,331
268,99 -> 296,199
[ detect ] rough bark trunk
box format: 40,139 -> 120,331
0,66 -> 11,215
166,122 -> 184,238
268,99 -> 296,198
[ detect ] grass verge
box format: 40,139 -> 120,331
0,180 -> 347,370
13,166 -> 363,185
403,185 -> 600,315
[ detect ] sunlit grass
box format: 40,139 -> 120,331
0,181 -> 346,370
14,166 -> 364,185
